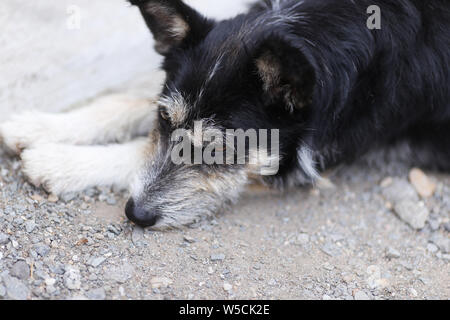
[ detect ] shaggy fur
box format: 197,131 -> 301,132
1,0 -> 449,228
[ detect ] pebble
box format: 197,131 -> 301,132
87,256 -> 106,268
296,233 -> 310,245
0,232 -> 9,244
429,234 -> 450,254
3,275 -> 30,300
385,247 -> 401,259
61,193 -> 76,203
64,266 -> 81,290
394,201 -> 429,230
382,178 -> 419,203
10,261 -> 30,280
25,220 -> 36,233
427,243 -> 439,253
34,244 -> 51,257
183,236 -> 196,243
150,277 -> 173,289
409,168 -> 436,198
211,253 -> 226,261
105,263 -> 134,284
223,282 -> 232,292
353,290 -> 370,300
47,194 -> 59,203
86,288 -> 106,300
131,227 -> 145,246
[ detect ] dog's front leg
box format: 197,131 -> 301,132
0,94 -> 157,155
21,138 -> 151,195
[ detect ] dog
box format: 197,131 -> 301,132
0,0 -> 449,229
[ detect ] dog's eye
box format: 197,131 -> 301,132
160,109 -> 170,121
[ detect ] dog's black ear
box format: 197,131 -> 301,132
255,38 -> 315,112
129,0 -> 214,54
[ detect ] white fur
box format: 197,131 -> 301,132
0,94 -> 157,154
21,139 -> 149,195
297,145 -> 320,180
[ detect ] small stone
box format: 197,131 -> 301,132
34,244 -> 51,257
45,278 -> 57,287
10,261 -> 30,280
409,168 -> 436,198
385,247 -> 401,259
296,233 -> 310,245
427,243 -> 439,253
87,256 -> 106,268
380,177 -> 393,188
382,178 -> 419,203
3,275 -> 30,300
64,267 -> 81,290
223,282 -> 233,292
105,263 -> 134,284
183,236 -> 196,243
30,194 -> 44,202
409,288 -> 418,297
131,227 -> 145,246
86,288 -> 106,300
48,194 -> 59,203
430,234 -> 450,254
353,290 -> 370,300
150,277 -> 173,289
394,201 -> 429,230
0,232 -> 9,244
61,192 -> 77,202
25,220 -> 36,233
0,284 -> 5,298
211,253 -> 225,261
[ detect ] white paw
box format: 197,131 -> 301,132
0,112 -> 57,155
21,144 -> 88,195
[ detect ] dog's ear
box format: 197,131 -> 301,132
255,37 -> 315,112
129,0 -> 214,55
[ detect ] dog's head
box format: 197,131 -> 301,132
126,0 -> 316,228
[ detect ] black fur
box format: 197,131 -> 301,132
126,0 -> 450,227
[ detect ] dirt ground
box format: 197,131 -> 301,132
0,0 -> 449,301
0,140 -> 449,300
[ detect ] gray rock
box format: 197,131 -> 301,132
430,234 -> 450,254
87,256 -> 106,268
34,244 -> 51,257
427,243 -> 439,253
61,193 -> 76,203
211,254 -> 226,261
24,220 -> 36,233
86,288 -> 106,300
354,290 -> 371,300
394,201 -> 429,230
296,233 -> 310,245
64,267 -> 81,290
3,275 -> 30,300
382,178 -> 419,203
0,284 -> 6,298
0,233 -> 9,244
385,247 -> 401,259
10,261 -> 30,280
105,263 -> 134,284
131,227 -> 145,246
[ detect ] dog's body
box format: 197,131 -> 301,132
1,0 -> 449,228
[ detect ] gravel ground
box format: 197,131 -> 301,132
0,141 -> 449,300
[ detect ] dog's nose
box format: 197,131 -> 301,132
125,198 -> 159,227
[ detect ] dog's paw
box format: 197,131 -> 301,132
21,144 -> 82,195
0,112 -> 56,155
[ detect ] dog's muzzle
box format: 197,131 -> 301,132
125,198 -> 160,228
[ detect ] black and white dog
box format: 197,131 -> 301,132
1,0 -> 449,229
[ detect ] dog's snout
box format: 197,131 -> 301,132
125,198 -> 159,228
